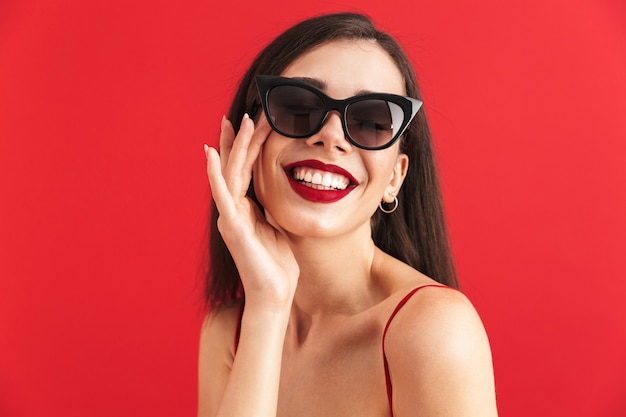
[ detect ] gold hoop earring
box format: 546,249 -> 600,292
379,194 -> 398,214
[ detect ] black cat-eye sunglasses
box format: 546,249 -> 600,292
255,75 -> 422,150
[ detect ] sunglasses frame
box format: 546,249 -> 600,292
255,75 -> 423,150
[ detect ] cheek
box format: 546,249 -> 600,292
363,153 -> 398,185
251,135 -> 286,202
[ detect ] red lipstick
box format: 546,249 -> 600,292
283,160 -> 358,203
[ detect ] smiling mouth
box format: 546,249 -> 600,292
291,167 -> 351,191
282,160 -> 358,203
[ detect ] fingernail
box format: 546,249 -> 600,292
203,144 -> 209,158
221,115 -> 227,130
243,113 -> 250,120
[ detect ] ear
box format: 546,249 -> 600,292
383,153 -> 409,203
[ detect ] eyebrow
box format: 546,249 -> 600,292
291,76 -> 375,96
292,77 -> 326,90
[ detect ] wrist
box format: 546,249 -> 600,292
243,296 -> 293,320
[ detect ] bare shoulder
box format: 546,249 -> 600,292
385,286 -> 485,351
384,286 -> 498,416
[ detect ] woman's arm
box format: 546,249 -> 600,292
198,304 -> 291,417
197,306 -> 238,417
198,115 -> 299,417
384,287 -> 498,417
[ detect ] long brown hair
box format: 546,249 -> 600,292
205,12 -> 457,309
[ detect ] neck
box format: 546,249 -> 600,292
285,223 -> 384,317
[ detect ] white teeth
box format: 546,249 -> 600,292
292,167 -> 351,190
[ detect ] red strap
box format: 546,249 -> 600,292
382,285 -> 447,416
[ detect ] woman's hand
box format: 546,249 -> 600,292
200,115 -> 296,417
204,115 -> 299,311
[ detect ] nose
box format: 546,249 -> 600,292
304,111 -> 353,153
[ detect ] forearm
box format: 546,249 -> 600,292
215,305 -> 291,417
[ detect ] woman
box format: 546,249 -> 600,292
198,12 -> 497,417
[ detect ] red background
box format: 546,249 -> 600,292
1,0 -> 625,416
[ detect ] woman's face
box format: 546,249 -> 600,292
253,39 -> 409,239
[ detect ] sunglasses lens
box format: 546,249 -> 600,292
346,100 -> 404,149
267,86 -> 325,137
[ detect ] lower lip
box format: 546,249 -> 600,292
286,175 -> 355,203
